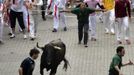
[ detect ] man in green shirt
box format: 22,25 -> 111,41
109,46 -> 133,75
61,2 -> 103,47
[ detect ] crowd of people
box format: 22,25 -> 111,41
0,0 -> 41,43
0,0 -> 133,47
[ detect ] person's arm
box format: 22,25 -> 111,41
19,59 -> 31,75
95,9 -> 106,12
60,8 -> 79,15
24,0 -> 30,8
19,60 -> 26,75
3,0 -> 11,12
115,1 -> 118,21
89,8 -> 106,13
96,3 -> 105,9
126,1 -> 131,21
122,60 -> 133,66
60,9 -> 72,13
114,60 -> 133,75
18,67 -> 23,75
114,66 -> 123,75
48,2 -> 52,10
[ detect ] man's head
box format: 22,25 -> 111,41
116,46 -> 125,57
80,2 -> 86,9
29,48 -> 40,60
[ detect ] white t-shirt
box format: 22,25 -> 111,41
84,0 -> 99,16
54,0 -> 66,9
11,0 -> 24,12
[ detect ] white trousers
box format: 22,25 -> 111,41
46,0 -> 54,15
23,6 -> 28,29
104,9 -> 115,33
29,10 -> 38,38
53,7 -> 66,29
116,17 -> 130,41
89,15 -> 97,38
29,12 -> 35,38
0,17 -> 3,41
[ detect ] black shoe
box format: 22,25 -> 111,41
52,28 -> 57,32
117,41 -> 122,44
30,38 -> 35,41
49,12 -> 53,15
64,27 -> 67,31
8,33 -> 12,35
42,16 -> 46,21
85,45 -> 88,47
91,37 -> 97,41
0,40 -> 4,44
78,41 -> 81,44
84,44 -> 88,47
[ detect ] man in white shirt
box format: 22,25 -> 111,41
84,0 -> 104,41
25,0 -> 39,40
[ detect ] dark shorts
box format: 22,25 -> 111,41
9,9 -> 25,29
109,70 -> 119,75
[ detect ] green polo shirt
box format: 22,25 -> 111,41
71,7 -> 95,23
109,54 -> 122,72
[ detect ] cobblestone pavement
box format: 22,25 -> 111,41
0,13 -> 134,75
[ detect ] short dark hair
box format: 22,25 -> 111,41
116,46 -> 124,53
76,2 -> 88,8
29,48 -> 40,57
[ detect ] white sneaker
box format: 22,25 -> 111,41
30,35 -> 35,40
110,29 -> 115,35
105,28 -> 109,34
68,5 -> 72,8
126,40 -> 131,45
24,35 -> 27,39
10,34 -> 15,38
110,31 -> 115,35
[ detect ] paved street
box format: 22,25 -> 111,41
0,13 -> 134,75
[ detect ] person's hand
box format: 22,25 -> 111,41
129,17 -> 131,22
102,9 -> 107,12
119,71 -> 123,75
59,9 -> 70,13
59,10 -> 65,13
47,10 -> 51,13
115,18 -> 118,22
128,60 -> 134,65
32,3 -> 38,7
